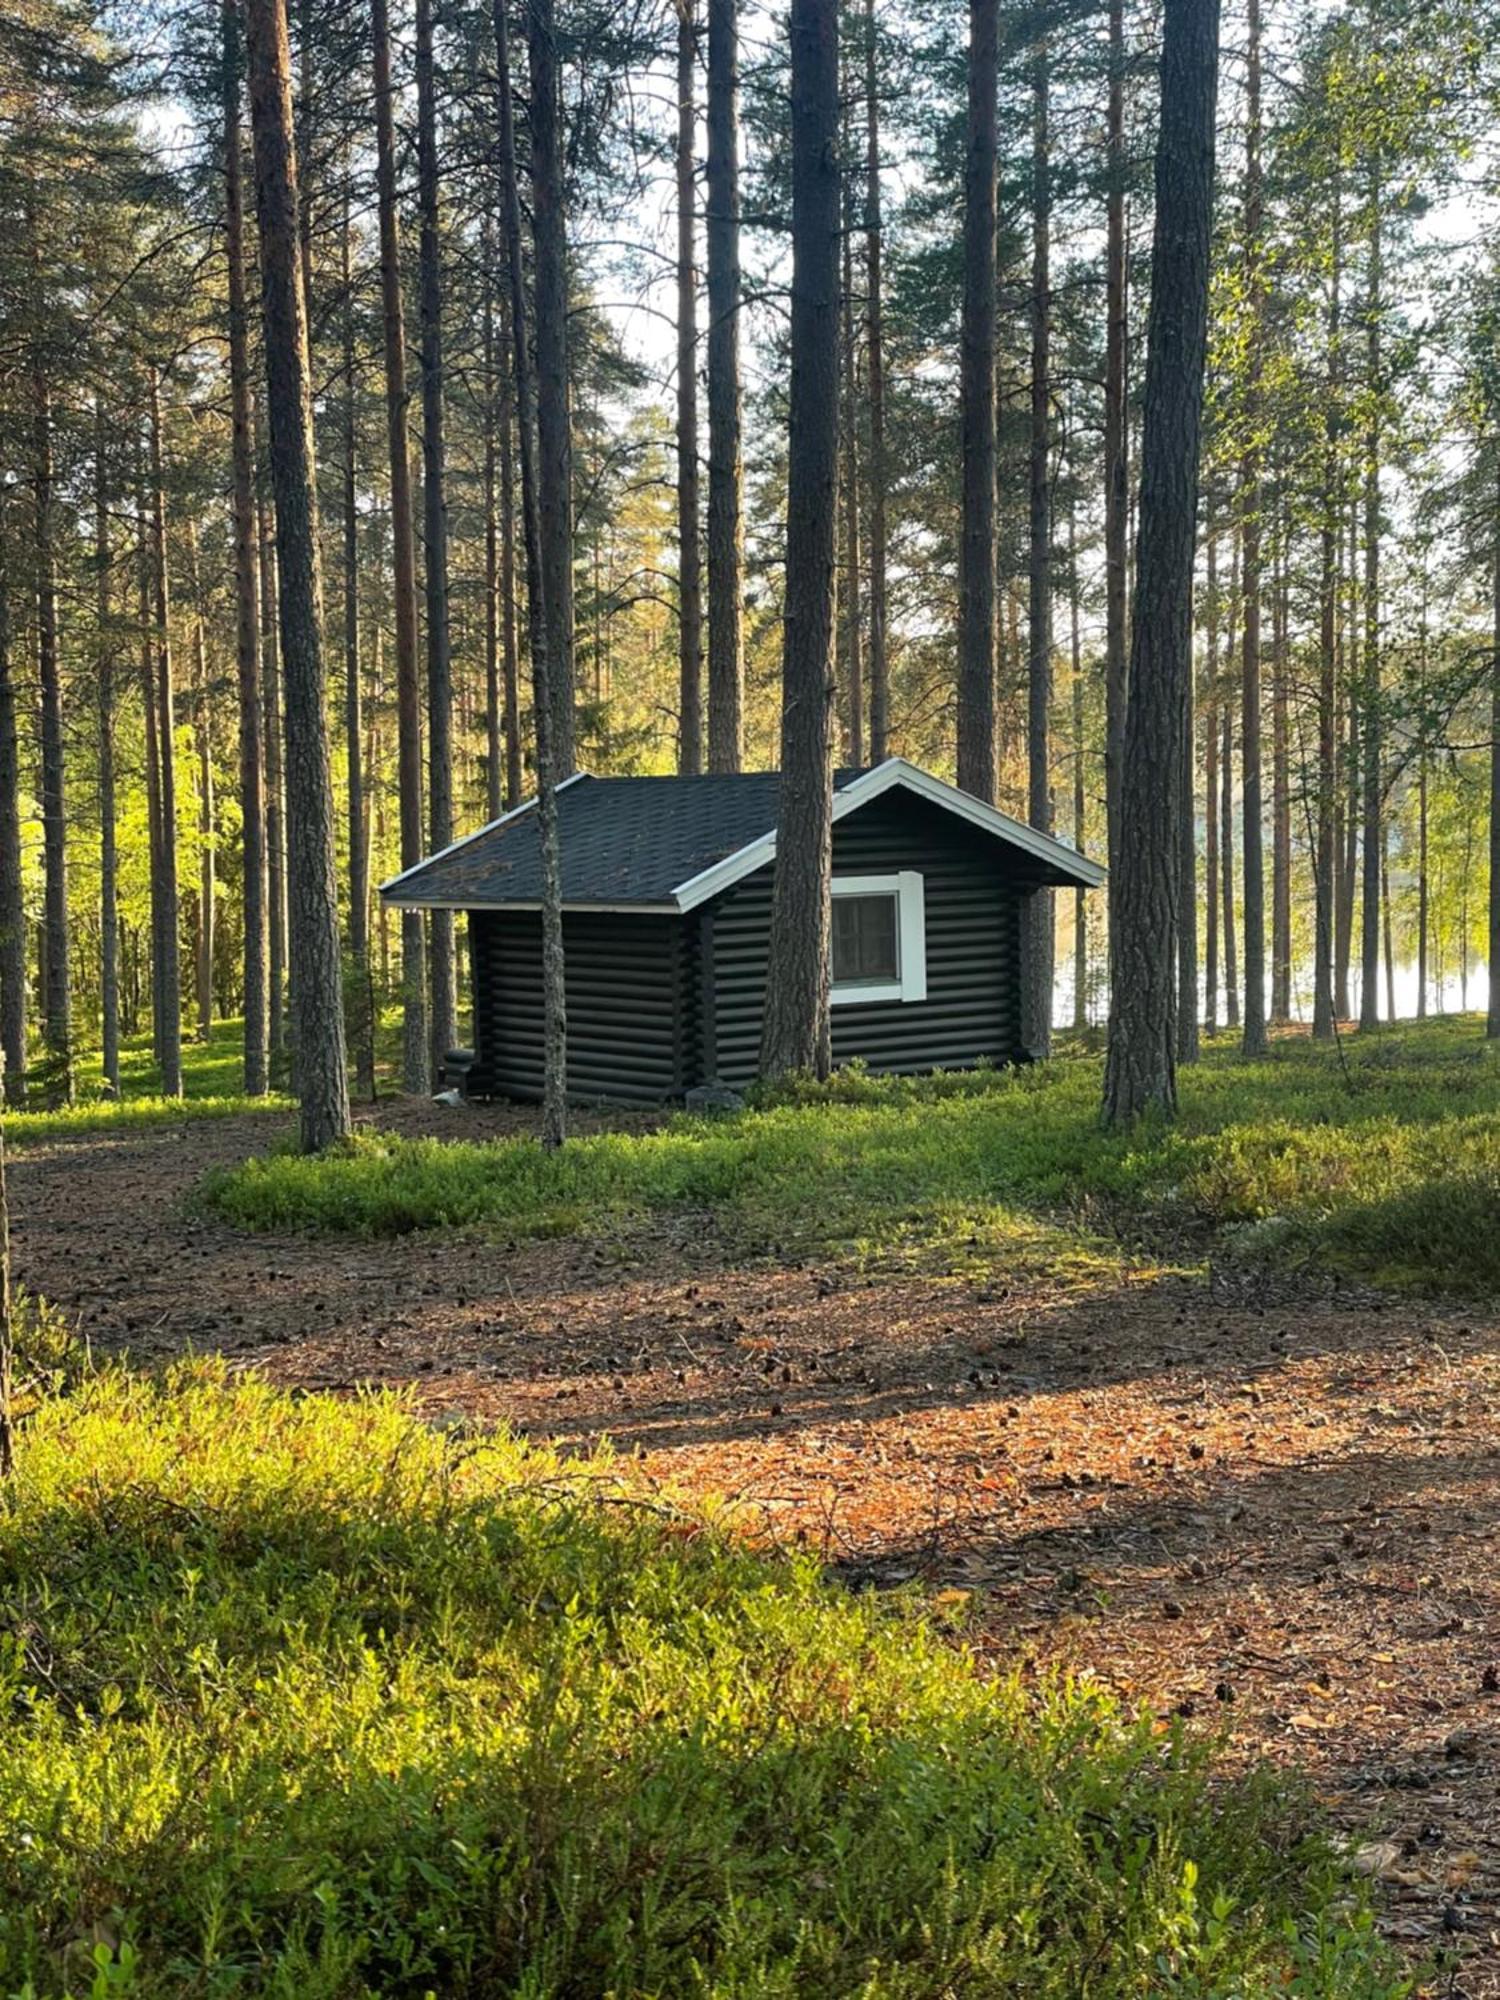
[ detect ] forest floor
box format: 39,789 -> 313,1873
14,1083 -> 1500,1997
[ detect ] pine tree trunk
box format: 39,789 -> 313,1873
1102,0 -> 1220,1124
189,524 -> 215,1042
494,0 -> 566,1147
0,508 -> 25,1106
149,370 -> 182,1097
342,189 -> 376,1102
1026,43 -> 1053,1056
1203,524 -> 1219,1034
956,0 -> 997,803
528,0 -> 576,778
258,477 -> 289,1065
1221,700 -> 1238,1026
225,0 -> 270,1098
1313,181 -> 1341,1040
760,0 -> 839,1082
33,359 -> 71,1101
863,0 -> 888,763
840,201 -> 863,767
417,0 -> 456,1080
1178,607 -> 1199,1064
1359,191 -> 1382,1032
95,412 -> 119,1095
139,480 -> 165,1067
244,0 -> 352,1153
1068,482 -> 1087,1031
498,264 -> 524,809
1270,521 -> 1291,1022
1238,0 -> 1267,1057
676,0 -> 704,775
705,0 -> 743,771
1417,747 -> 1429,1019
1103,0 -> 1128,897
372,0 -> 429,1093
1489,442 -> 1500,1040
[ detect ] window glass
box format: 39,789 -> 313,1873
831,893 -> 899,986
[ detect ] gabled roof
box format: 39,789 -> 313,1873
379,757 -> 1106,912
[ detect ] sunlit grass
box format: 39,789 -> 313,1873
202,1014 -> 1500,1293
0,1361 -> 1409,1999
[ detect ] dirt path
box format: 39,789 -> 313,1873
15,1109 -> 1500,1994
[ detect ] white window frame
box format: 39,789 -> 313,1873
829,871 -> 927,1006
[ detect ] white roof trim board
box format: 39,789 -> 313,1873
670,758 -> 1105,909
379,757 -> 1105,911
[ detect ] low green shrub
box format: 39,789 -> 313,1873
202,1017 -> 1500,1291
0,1366 -> 1409,1998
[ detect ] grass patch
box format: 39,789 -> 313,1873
0,1365 -> 1408,1999
6,1021 -> 293,1149
203,1016 -> 1500,1293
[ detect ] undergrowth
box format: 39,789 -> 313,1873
0,1364 -> 1409,1999
202,1016 -> 1500,1293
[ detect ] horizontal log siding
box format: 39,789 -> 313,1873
469,909 -> 690,1104
703,792 -> 1030,1089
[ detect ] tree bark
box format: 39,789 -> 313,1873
244,0 -> 352,1152
0,503 -> 24,1105
92,414 -> 118,1096
1313,178 -> 1342,1041
863,0 -> 888,763
189,523 -> 215,1042
1203,523 -> 1219,1034
258,473 -> 288,1064
494,0 -> 567,1147
1026,42 -> 1053,1056
149,369 -> 182,1097
1103,0 -> 1128,900
32,354 -> 70,1100
1490,441 -> 1500,1040
372,0 -> 429,1093
1239,0 -> 1267,1057
956,0 -> 997,803
705,0 -> 743,770
1270,514 -> 1291,1021
676,0 -> 704,775
1178,587 -> 1198,1064
416,0 -> 456,1080
225,0 -> 270,1097
1068,480 -> 1087,1031
760,0 -> 839,1082
342,185 -> 375,1102
840,197 -> 863,767
1359,188 -> 1382,1031
1102,0 -> 1219,1126
527,0 -> 576,778
482,207 -> 505,821
1221,698 -> 1238,1026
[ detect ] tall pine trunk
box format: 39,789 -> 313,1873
1238,0 -> 1267,1057
1270,518 -> 1291,1021
840,191 -> 863,766
33,359 -> 71,1100
0,505 -> 24,1105
244,0 -> 352,1153
1103,0 -> 1128,896
1313,179 -> 1342,1040
372,0 -> 429,1092
705,0 -> 743,770
417,0 -> 456,1079
1103,0 -> 1220,1125
760,0 -> 839,1082
225,0 -> 270,1096
528,0 -> 576,777
676,0 -> 704,774
1359,186 -> 1382,1031
1490,440 -> 1500,1040
1068,481 -> 1087,1030
95,410 -> 119,1094
1026,43 -> 1052,1053
342,188 -> 376,1101
149,370 -> 183,1097
494,0 -> 566,1146
189,524 -> 215,1041
863,0 -> 888,762
258,476 -> 289,1064
956,0 -> 997,802
1203,523 -> 1219,1034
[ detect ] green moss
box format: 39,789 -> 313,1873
0,1366 -> 1410,1999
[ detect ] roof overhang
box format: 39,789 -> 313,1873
379,756 -> 1106,912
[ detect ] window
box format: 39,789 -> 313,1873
832,893 -> 899,987
829,872 -> 926,1006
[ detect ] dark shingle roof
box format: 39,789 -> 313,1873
380,761 -> 1106,910
383,772 -> 828,908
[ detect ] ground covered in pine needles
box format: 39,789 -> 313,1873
9,1020 -> 1500,1994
